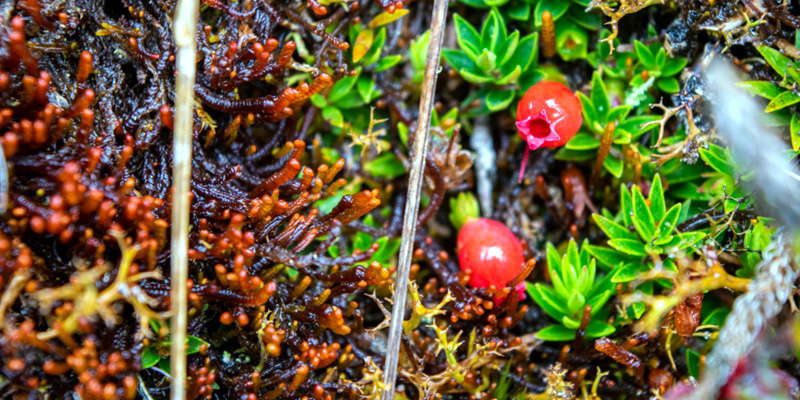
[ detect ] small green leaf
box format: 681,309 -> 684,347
686,349 -> 701,378
375,54 -> 403,72
531,284 -> 570,319
362,28 -> 386,66
656,77 -> 681,94
649,174 -> 666,222
328,73 -> 359,103
585,321 -> 615,338
634,41 -> 655,69
608,238 -> 647,256
505,33 -> 538,73
765,90 -> 800,112
485,90 -> 515,111
585,245 -> 638,270
480,8 -> 504,54
364,153 -> 406,178
593,214 -> 637,240
369,8 -> 410,28
556,24 -> 588,62
590,72 -> 610,122
698,144 -> 734,176
620,185 -> 633,227
458,68 -> 494,84
371,237 -> 401,264
657,204 -> 681,238
496,65 -> 521,85
442,49 -> 479,72
357,77 -> 380,103
631,186 -> 656,241
611,263 -> 645,283
791,114 -> 800,152
476,48 -> 497,72
567,291 -> 586,314
497,31 -> 520,67
603,155 -> 623,178
661,57 -> 688,77
186,335 -> 206,355
565,133 -> 601,150
533,0 -> 570,28
310,93 -> 328,108
453,14 -> 481,58
736,81 -> 784,100
757,45 -> 791,78
142,347 -> 161,369
507,2 -> 531,21
536,324 -> 576,341
322,107 -> 344,128
655,48 -> 667,69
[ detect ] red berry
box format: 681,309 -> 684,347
456,218 -> 525,295
516,81 -> 583,181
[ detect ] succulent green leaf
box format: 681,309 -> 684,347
328,73 -> 359,103
531,284 -> 570,319
586,245 -> 638,270
567,291 -> 586,314
534,0 -> 570,27
657,204 -> 681,238
656,77 -> 681,94
565,133 -> 601,150
686,349 -> 701,378
736,81 -> 784,100
507,2 -> 531,21
458,68 -> 494,84
765,90 -> 800,112
362,28 -> 386,66
593,214 -> 637,240
142,347 -> 161,369
505,33 -> 538,73
585,321 -> 615,338
608,238 -> 647,256
496,65 -> 521,85
375,54 -> 403,72
480,8 -> 505,54
536,324 -> 576,341
497,31 -> 520,67
757,45 -> 791,78
611,263 -> 644,283
603,155 -> 624,178
792,114 -> 800,152
590,72 -> 610,122
322,106 -> 344,128
649,175 -> 666,222
485,90 -> 515,111
476,48 -> 497,72
556,24 -> 588,62
443,49 -> 479,72
698,144 -> 734,176
357,77 -> 380,103
655,48 -> 667,69
561,315 -> 581,330
661,57 -> 688,77
453,14 -> 481,58
620,185 -> 633,227
631,186 -> 656,241
634,41 -> 656,69
364,153 -> 406,178
448,192 -> 480,230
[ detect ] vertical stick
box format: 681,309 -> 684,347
380,0 -> 448,397
171,1 -> 198,399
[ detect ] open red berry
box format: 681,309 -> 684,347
457,217 -> 525,296
516,80 -> 582,181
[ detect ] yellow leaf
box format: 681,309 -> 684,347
352,29 -> 374,63
368,8 -> 410,28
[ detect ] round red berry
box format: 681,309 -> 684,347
456,218 -> 525,292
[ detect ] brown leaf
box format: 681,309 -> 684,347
352,29 -> 374,63
674,292 -> 703,337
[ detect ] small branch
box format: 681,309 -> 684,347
380,0 -> 449,398
170,1 -> 199,399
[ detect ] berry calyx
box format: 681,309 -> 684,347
516,80 -> 583,181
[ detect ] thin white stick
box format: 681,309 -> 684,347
380,0 -> 448,398
170,1 -> 198,399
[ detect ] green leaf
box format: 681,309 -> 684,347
375,54 -> 403,72
328,73 -> 359,103
536,324 -> 576,341
485,90 -> 515,111
310,93 -> 327,108
608,238 -> 647,256
496,65 -> 521,85
442,49 -> 479,72
657,204 -> 681,238
480,8 -> 505,54
322,106 -> 344,128
453,14 -> 481,58
603,155 -> 623,178
561,315 -> 581,329
567,291 -> 586,314
757,45 -> 791,78
611,263 -> 644,283
371,237 -> 401,264
686,349 -> 701,378
585,321 -> 615,338
142,347 -> 161,369
631,186 -> 656,241
634,41 -> 655,69
565,133 -> 601,150
594,214 -> 637,240
507,2 -> 531,21
620,185 -> 633,227
655,48 -> 667,69
649,175 -> 666,222
577,92 -> 598,131
364,153 -> 406,178
534,0 -> 570,28
661,57 -> 688,77
556,24 -> 588,62
505,33 -> 538,73
792,114 -> 800,152
656,77 -> 681,94
459,68 -> 494,84
585,245 -> 638,270
765,90 -> 800,112
590,72 -> 610,123
531,284 -> 570,319
369,8 -> 410,28
362,28 -> 386,66
737,81 -> 784,100
186,335 -> 206,355
409,31 -> 430,71
698,144 -> 734,176
497,31 -> 520,67
357,77 -> 380,103
476,48 -> 497,72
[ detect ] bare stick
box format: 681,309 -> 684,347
170,1 -> 198,399
380,0 -> 448,397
